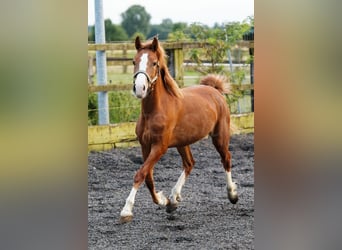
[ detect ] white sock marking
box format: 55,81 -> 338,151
156,191 -> 168,207
226,171 -> 237,194
170,171 -> 186,204
120,187 -> 137,217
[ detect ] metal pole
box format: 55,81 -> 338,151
94,0 -> 109,124
225,32 -> 233,72
250,50 -> 254,112
227,49 -> 233,72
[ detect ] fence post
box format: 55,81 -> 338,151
94,0 -> 109,124
165,48 -> 184,87
88,56 -> 94,84
250,47 -> 254,112
174,48 -> 184,87
243,26 -> 254,113
122,44 -> 128,74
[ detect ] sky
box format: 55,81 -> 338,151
88,0 -> 254,26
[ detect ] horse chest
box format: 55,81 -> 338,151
138,117 -> 170,144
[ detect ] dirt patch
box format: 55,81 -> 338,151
88,133 -> 254,249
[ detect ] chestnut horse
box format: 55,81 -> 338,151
120,36 -> 238,222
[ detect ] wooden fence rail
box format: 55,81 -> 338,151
88,83 -> 254,93
88,113 -> 254,151
87,40 -> 253,51
88,40 -> 254,85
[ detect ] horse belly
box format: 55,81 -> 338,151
169,113 -> 216,147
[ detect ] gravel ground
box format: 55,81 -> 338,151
88,133 -> 254,249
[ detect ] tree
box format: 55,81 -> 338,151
187,23 -> 229,74
88,19 -> 128,42
121,5 -> 151,38
104,19 -> 128,41
148,20 -> 189,41
184,21 -> 251,75
172,22 -> 188,32
148,19 -> 173,40
88,26 -> 94,42
223,21 -> 250,46
185,21 -> 252,107
167,22 -> 190,41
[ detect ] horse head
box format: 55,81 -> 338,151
132,36 -> 160,99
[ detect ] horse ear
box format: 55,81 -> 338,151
135,36 -> 142,50
151,37 -> 159,51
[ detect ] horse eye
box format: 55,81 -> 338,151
153,62 -> 157,66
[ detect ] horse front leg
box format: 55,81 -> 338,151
120,145 -> 169,223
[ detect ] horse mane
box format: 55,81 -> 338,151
200,74 -> 231,94
140,39 -> 183,98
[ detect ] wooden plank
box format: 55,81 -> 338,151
88,43 -> 135,51
106,60 -> 132,66
88,113 -> 254,151
231,113 -> 254,134
88,42 -> 214,51
231,84 -> 254,91
88,122 -> 138,151
174,48 -> 184,86
88,84 -> 132,92
88,41 -> 252,52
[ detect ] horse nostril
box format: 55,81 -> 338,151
143,85 -> 146,91
133,84 -> 136,92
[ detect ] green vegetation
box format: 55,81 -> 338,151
88,19 -> 128,42
88,91 -> 140,125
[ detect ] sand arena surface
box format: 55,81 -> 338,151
88,133 -> 254,249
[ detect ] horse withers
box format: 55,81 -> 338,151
120,36 -> 238,223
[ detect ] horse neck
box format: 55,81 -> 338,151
141,77 -> 168,114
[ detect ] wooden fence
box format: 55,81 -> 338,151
88,40 -> 253,86
88,113 -> 254,151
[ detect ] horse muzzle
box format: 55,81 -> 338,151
133,73 -> 148,99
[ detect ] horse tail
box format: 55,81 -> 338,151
200,74 -> 237,134
200,74 -> 231,94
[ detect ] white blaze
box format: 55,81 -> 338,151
134,53 -> 149,98
139,53 -> 148,71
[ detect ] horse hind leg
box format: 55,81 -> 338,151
166,145 -> 195,213
211,127 -> 238,204
145,169 -> 169,207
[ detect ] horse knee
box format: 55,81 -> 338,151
190,158 -> 195,167
184,165 -> 194,177
184,158 -> 195,176
134,170 -> 146,187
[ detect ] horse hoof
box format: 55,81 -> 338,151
166,203 -> 178,213
119,215 -> 133,223
228,193 -> 239,204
